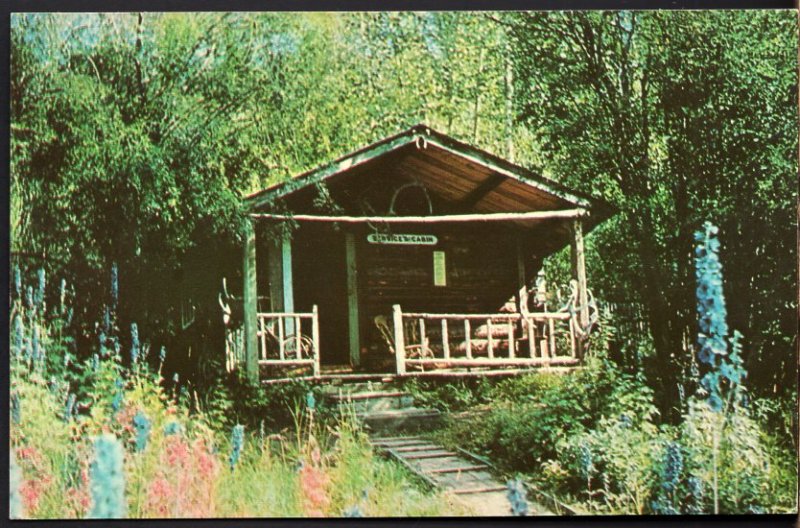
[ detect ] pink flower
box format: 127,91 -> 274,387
299,449 -> 330,517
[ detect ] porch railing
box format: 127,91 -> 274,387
256,306 -> 321,377
392,305 -> 579,375
225,306 -> 320,377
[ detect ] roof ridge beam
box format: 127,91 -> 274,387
250,209 -> 588,224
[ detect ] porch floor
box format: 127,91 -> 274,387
260,364 -> 581,385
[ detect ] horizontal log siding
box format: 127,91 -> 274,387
361,225 -> 523,325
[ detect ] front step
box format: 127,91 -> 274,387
329,390 -> 415,414
323,381 -> 441,434
359,407 -> 442,435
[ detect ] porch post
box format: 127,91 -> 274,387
267,230 -> 295,334
570,218 -> 589,357
345,232 -> 361,367
243,219 -> 259,384
281,231 -> 295,335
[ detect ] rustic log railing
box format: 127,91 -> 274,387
392,305 -> 579,375
256,307 -> 321,377
225,306 -> 320,378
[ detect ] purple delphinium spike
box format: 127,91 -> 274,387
133,411 -> 151,452
229,424 -> 245,470
88,434 -> 127,518
13,264 -> 22,299
35,268 -> 45,309
110,263 -> 119,311
130,323 -> 140,366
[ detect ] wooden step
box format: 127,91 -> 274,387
428,464 -> 489,474
452,485 -> 508,495
402,450 -> 458,460
392,444 -> 442,453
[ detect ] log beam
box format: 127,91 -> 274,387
250,209 -> 588,224
242,219 -> 259,384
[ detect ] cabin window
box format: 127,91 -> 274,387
433,250 -> 447,286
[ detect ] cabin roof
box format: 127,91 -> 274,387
244,124 -> 615,230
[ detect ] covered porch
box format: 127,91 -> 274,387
226,125 -> 613,383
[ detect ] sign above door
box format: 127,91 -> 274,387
367,233 -> 438,246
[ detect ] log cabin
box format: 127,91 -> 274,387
224,124 -> 615,383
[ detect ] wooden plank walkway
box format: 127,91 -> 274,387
371,436 -> 554,516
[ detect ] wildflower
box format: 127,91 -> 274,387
35,268 -> 45,309
103,307 -> 111,334
506,478 -> 528,516
652,441 -> 684,514
10,450 -> 25,519
299,448 -> 330,517
11,392 -> 21,425
172,372 -> 179,384
64,393 -> 77,422
159,346 -> 166,364
13,264 -> 22,299
13,315 -> 24,358
59,278 -> 67,315
163,421 -> 182,437
133,411 -> 151,452
130,323 -> 140,366
694,222 -> 746,411
92,354 -> 100,372
578,440 -> 594,480
229,424 -> 244,470
98,330 -> 108,357
25,285 -> 34,310
686,476 -> 704,514
31,326 -> 40,365
343,505 -> 364,517
88,434 -> 127,518
110,263 -> 119,310
306,391 -> 316,411
112,378 -> 125,413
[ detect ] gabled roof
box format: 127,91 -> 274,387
245,124 -> 615,227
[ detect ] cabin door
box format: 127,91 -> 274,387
292,224 -> 350,366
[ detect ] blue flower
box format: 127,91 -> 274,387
133,411 -> 151,452
229,424 -> 245,470
11,392 -> 21,425
159,346 -> 166,363
578,441 -> 593,479
25,285 -> 34,310
343,505 -> 364,517
506,478 -> 528,516
10,450 -> 25,519
163,421 -> 182,437
13,316 -> 24,358
64,393 -> 77,422
59,278 -> 67,315
13,264 -> 22,299
130,323 -> 140,365
92,354 -> 100,372
31,326 -> 41,364
306,391 -> 316,411
35,268 -> 46,308
88,434 -> 127,518
110,263 -> 119,310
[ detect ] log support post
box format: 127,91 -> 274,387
345,232 -> 361,367
243,219 -> 259,384
393,304 -> 406,375
570,218 -> 589,359
268,230 -> 295,335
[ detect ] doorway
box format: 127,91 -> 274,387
292,224 -> 350,366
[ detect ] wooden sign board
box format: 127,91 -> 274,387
367,233 -> 438,246
433,251 -> 447,286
